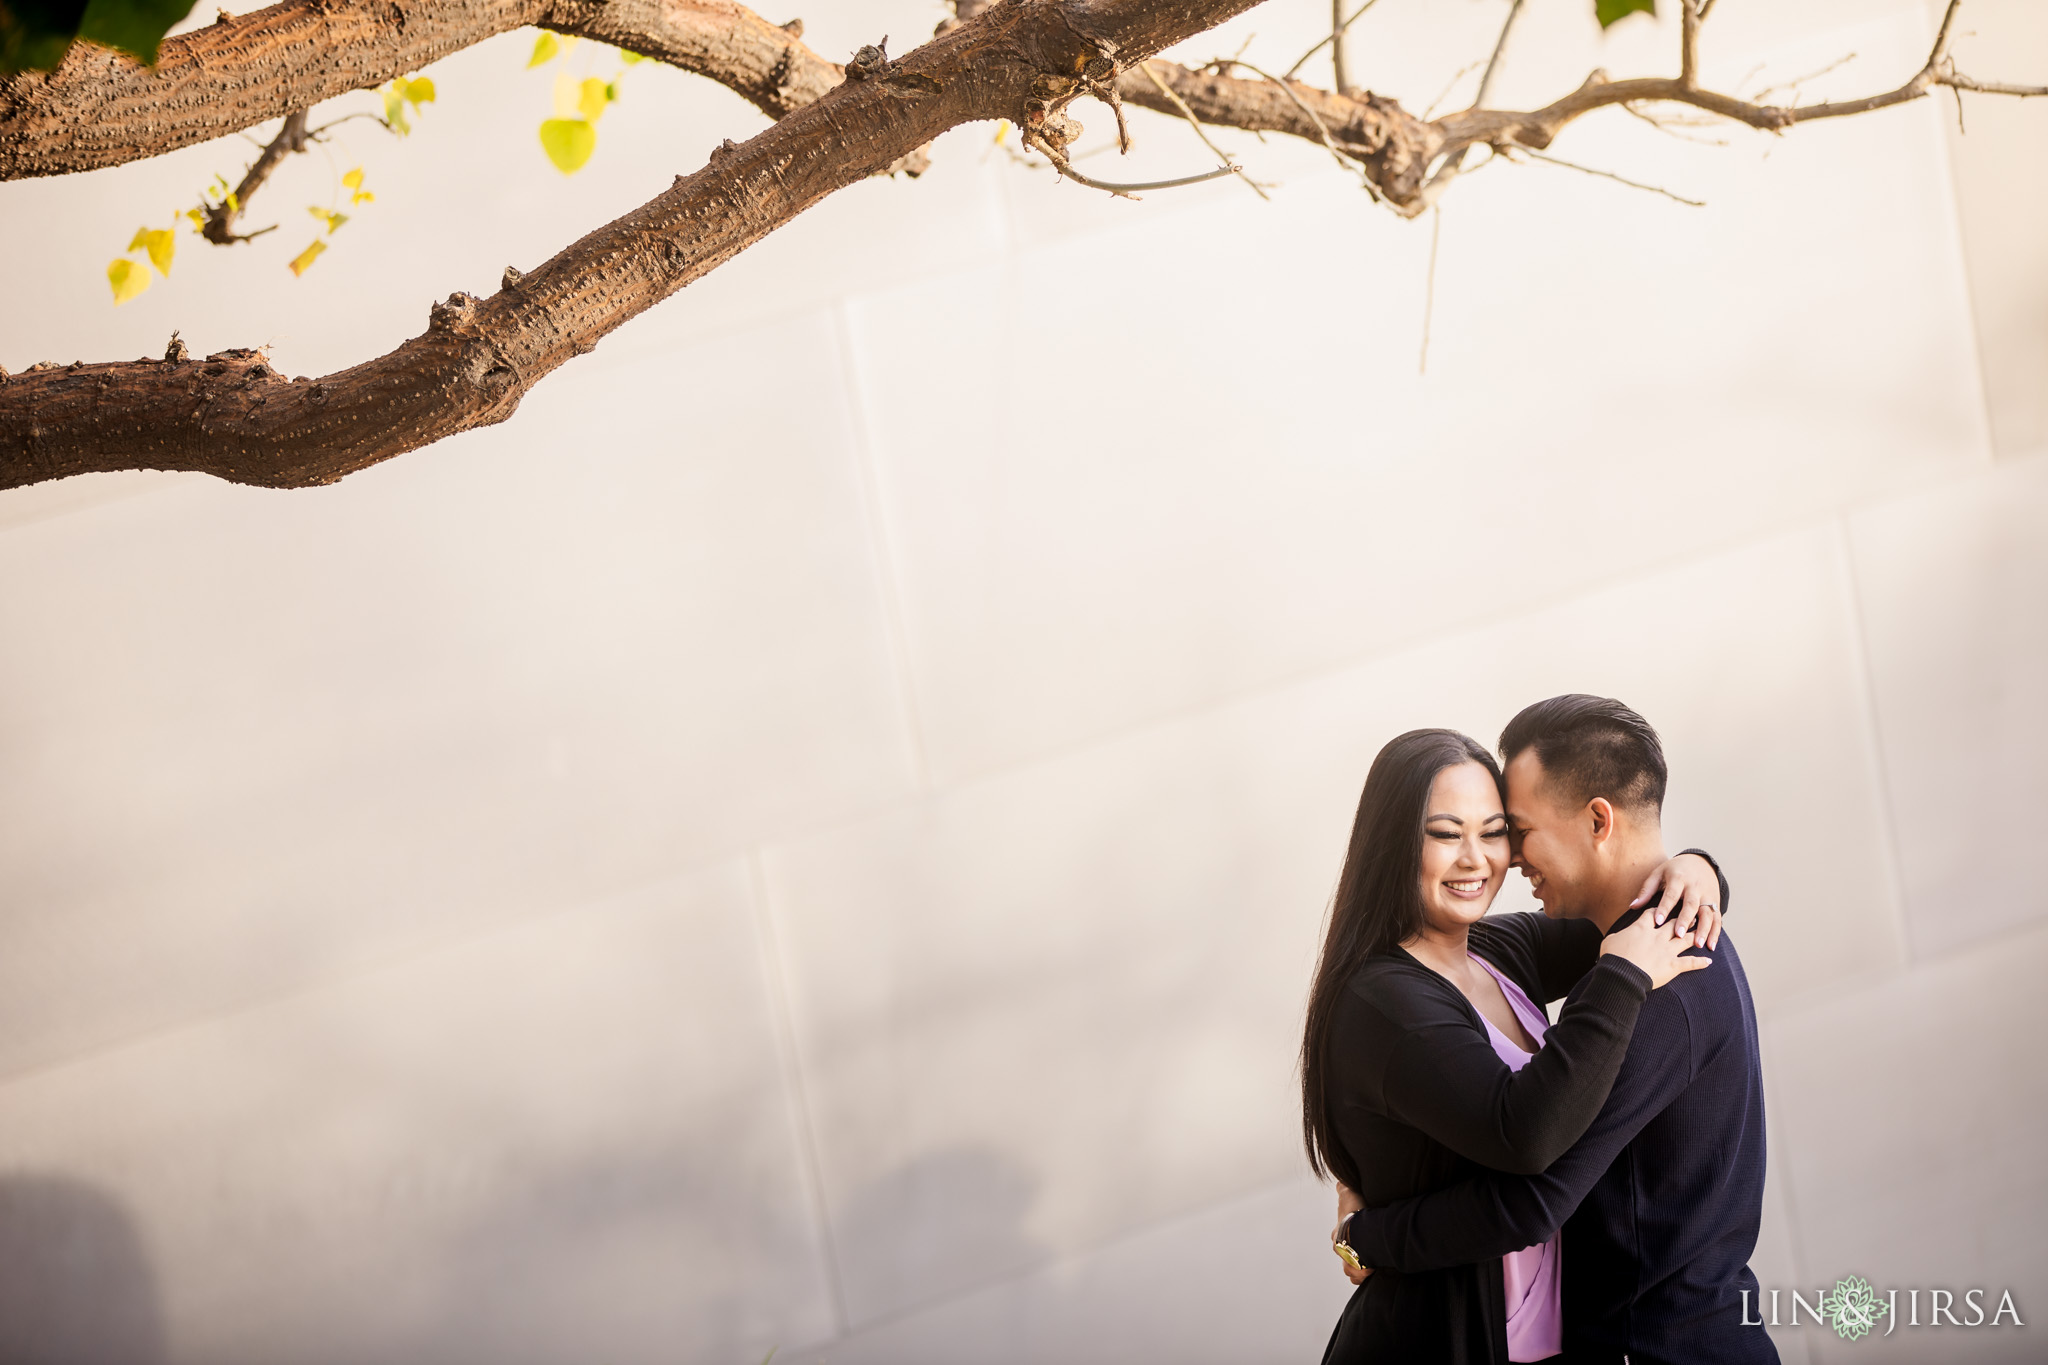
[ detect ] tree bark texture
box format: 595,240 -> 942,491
0,0 -> 1272,489
0,0 -> 842,181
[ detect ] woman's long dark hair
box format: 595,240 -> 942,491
1301,728 -> 1503,1189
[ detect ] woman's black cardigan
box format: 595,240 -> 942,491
1319,912 -> 1653,1365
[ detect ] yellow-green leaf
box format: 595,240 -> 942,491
224,190 -> 239,211
184,207 -> 206,228
288,239 -> 327,276
576,76 -> 610,122
538,117 -> 597,173
307,206 -> 350,234
384,85 -> 411,134
528,31 -> 559,66
127,226 -> 153,252
108,257 -> 150,304
619,48 -> 645,64
140,227 -> 175,275
404,76 -> 436,106
993,119 -> 1009,144
341,167 -> 375,205
1594,0 -> 1655,27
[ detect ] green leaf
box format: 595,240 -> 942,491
3,0 -> 194,71
1594,0 -> 1655,28
528,30 -> 558,67
538,117 -> 596,173
0,0 -> 83,74
107,256 -> 150,303
404,75 -> 435,106
618,48 -> 645,64
75,0 -> 196,64
307,205 -> 349,234
383,83 -> 411,134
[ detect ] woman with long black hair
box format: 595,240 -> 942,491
1303,729 -> 1719,1364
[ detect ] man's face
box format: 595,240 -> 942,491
1503,749 -> 1598,918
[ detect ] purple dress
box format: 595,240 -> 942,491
1469,954 -> 1564,1363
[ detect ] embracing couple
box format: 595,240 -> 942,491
1304,694 -> 1776,1365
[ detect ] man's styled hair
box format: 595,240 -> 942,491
1499,694 -> 1667,814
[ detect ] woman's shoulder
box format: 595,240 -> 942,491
1342,951 -> 1466,1020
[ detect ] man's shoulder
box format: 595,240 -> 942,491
1671,927 -> 1758,1024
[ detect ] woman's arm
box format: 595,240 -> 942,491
1367,956 -> 1649,1177
1363,910 -> 1713,1175
1523,850 -> 1729,1001
1345,987 -> 1699,1272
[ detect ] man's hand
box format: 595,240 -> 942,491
1332,1182 -> 1371,1286
1630,852 -> 1724,949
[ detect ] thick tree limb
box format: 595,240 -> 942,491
0,0 -> 841,181
2,0 -> 2041,489
0,0 -> 1267,489
1115,60 -> 1438,206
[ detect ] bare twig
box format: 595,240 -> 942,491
1422,62 -> 1485,121
1139,59 -> 1270,199
1211,60 -> 1355,167
1415,0 -> 1525,204
1286,0 -> 1386,82
1750,52 -> 1859,105
304,109 -> 398,138
1026,137 -> 1244,198
1330,0 -> 1350,95
1620,100 -> 1729,145
1475,0 -> 1526,107
1679,0 -> 1701,90
1506,146 -> 1705,205
201,109 -> 309,244
1943,72 -> 2048,97
1430,0 -> 2043,170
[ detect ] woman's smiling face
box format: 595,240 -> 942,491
1416,760 -> 1509,932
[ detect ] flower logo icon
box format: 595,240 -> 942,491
1820,1275 -> 1889,1341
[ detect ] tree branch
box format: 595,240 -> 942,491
1432,0 -> 2044,164
3,0 -> 2041,490
1114,60 -> 1439,205
0,0 -> 842,181
0,0 -> 1268,490
201,108 -> 308,244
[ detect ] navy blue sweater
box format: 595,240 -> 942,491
1346,903 -> 1778,1365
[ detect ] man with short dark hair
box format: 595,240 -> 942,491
1341,694 -> 1777,1364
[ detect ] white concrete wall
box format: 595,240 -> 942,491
0,0 -> 2042,1362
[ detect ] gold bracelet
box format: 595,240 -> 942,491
1334,1240 -> 1363,1270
